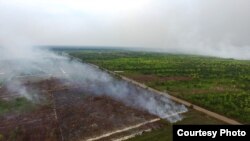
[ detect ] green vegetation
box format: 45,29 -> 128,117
128,109 -> 223,141
69,49 -> 250,123
0,97 -> 36,115
128,123 -> 172,141
0,134 -> 3,141
0,79 -> 3,86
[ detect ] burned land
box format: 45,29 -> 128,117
0,76 -> 167,141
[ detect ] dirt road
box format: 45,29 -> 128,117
96,65 -> 242,125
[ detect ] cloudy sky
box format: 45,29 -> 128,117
0,0 -> 250,59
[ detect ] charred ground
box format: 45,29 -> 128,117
0,77 -> 165,141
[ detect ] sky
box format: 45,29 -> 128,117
0,0 -> 250,59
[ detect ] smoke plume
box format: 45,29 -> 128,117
0,45 -> 187,122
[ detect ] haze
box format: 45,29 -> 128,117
0,0 -> 250,59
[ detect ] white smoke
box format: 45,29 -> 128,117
0,45 -> 187,122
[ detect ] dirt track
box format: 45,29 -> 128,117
120,75 -> 241,125
85,118 -> 161,141
95,64 -> 242,125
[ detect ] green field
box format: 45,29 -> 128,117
0,79 -> 3,86
127,109 -> 223,141
69,49 -> 250,123
0,98 -> 36,115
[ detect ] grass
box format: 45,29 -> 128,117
68,49 -> 250,123
127,123 -> 172,141
0,79 -> 3,87
0,97 -> 36,115
127,109 -> 224,141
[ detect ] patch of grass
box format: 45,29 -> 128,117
0,79 -> 3,86
128,109 -> 224,141
128,123 -> 172,141
0,134 -> 3,141
0,97 -> 36,115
